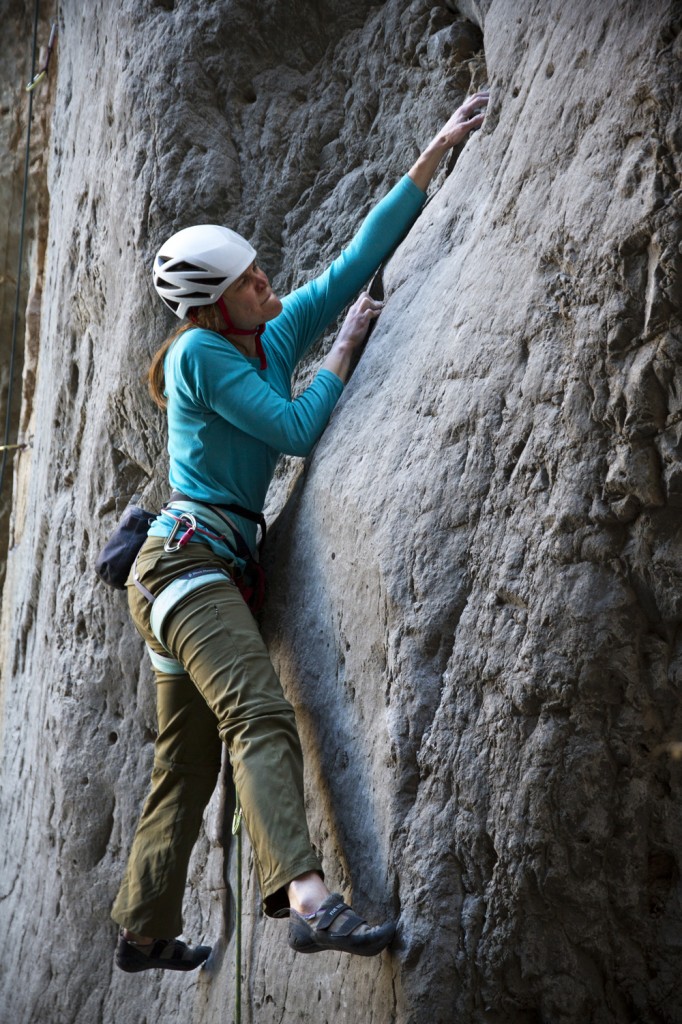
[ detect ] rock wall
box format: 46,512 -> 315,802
0,0 -> 53,592
1,1 -> 681,1023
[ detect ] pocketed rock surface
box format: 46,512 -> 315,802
1,1 -> 681,1022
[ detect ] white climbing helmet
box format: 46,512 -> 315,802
153,224 -> 257,319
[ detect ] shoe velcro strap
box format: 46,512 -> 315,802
149,938 -> 187,962
317,901 -> 366,935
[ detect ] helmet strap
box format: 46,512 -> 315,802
216,296 -> 267,370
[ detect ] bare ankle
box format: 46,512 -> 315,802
286,871 -> 330,916
123,929 -> 154,945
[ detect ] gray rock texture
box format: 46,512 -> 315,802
1,0 -> 681,1022
0,0 -> 53,592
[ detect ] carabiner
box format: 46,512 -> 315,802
164,512 -> 197,553
232,792 -> 243,835
26,69 -> 46,93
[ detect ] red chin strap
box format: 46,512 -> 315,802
216,296 -> 267,370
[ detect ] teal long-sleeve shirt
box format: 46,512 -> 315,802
149,173 -> 426,557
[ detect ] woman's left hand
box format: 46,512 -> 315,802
408,91 -> 490,191
431,92 -> 489,151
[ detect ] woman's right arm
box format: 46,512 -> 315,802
173,330 -> 344,458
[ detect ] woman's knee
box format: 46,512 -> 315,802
152,754 -> 221,791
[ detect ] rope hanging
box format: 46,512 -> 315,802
231,788 -> 243,1024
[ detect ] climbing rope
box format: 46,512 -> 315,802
0,4 -> 56,496
231,788 -> 243,1024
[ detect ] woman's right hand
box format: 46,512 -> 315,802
336,292 -> 384,349
323,292 -> 384,382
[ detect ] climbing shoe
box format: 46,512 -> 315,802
288,893 -> 395,956
115,931 -> 211,973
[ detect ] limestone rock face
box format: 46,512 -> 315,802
0,0 -> 52,592
1,1 -> 681,1023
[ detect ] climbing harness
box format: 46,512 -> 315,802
136,562 -> 235,673
166,493 -> 267,611
168,491 -> 267,549
94,490 -> 267,670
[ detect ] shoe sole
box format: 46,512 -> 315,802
115,948 -> 210,973
116,957 -> 207,973
289,923 -> 395,956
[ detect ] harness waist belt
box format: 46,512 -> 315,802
169,491 -> 266,554
163,501 -> 243,553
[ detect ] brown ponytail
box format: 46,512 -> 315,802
148,303 -> 225,409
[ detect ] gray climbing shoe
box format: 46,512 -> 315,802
288,893 -> 395,956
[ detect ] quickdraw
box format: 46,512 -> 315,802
26,20 -> 57,92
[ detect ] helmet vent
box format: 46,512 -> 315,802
171,260 -> 205,273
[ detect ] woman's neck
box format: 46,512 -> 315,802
225,332 -> 258,359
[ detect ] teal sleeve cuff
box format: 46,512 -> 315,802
399,173 -> 428,200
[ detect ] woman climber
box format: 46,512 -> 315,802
112,91 -> 488,973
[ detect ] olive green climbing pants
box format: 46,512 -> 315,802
110,538 -> 322,938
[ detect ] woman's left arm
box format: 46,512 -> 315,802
271,91 -> 489,369
272,174 -> 425,367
